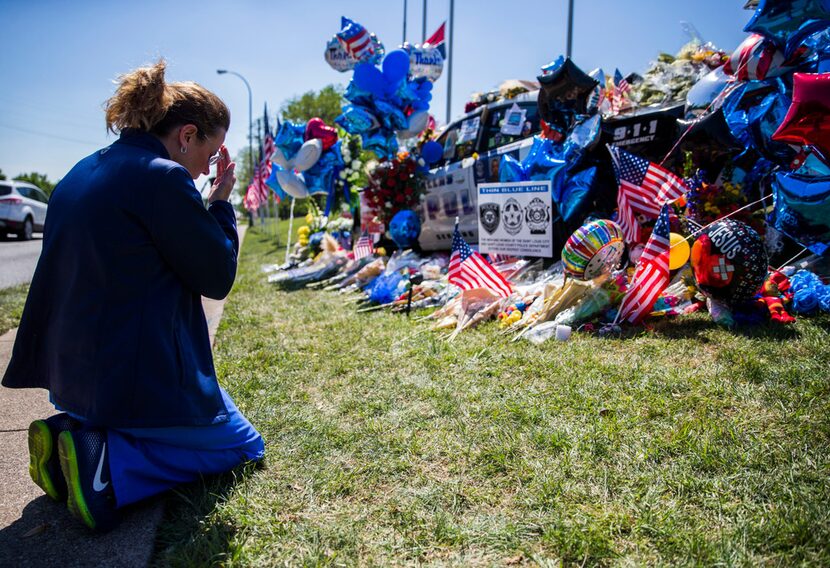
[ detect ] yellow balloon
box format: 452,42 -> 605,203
669,233 -> 691,270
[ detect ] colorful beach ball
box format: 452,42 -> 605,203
562,219 -> 626,281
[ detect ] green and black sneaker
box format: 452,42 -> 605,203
27,413 -> 81,501
57,429 -> 118,532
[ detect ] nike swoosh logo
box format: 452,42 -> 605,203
93,442 -> 109,492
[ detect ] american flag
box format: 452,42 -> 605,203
263,104 -> 275,161
613,69 -> 630,95
616,204 -> 671,324
244,182 -> 261,211
338,17 -> 375,60
352,232 -> 374,260
610,69 -> 630,114
251,149 -> 271,208
448,224 -> 512,298
609,145 -> 688,243
425,21 -> 447,59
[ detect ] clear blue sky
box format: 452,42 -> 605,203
0,0 -> 751,185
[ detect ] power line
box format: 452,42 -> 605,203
0,122 -> 105,147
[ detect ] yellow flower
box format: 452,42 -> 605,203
305,213 -> 314,225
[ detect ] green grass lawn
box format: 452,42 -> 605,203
0,283 -> 29,336
152,225 -> 830,566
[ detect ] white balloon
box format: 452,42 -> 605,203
276,170 -> 309,199
397,110 -> 429,139
272,147 -> 290,170
293,139 -> 323,172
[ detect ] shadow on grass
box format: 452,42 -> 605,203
604,314 -> 803,342
150,460 -> 262,567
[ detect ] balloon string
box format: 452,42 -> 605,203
775,246 -> 810,272
658,83 -> 736,168
682,195 -> 769,242
285,198 -> 296,265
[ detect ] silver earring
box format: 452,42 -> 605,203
180,146 -> 187,154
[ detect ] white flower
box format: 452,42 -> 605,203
342,149 -> 351,160
351,160 -> 360,169
385,201 -> 392,207
339,170 -> 347,179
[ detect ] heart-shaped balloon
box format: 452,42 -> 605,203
272,139 -> 323,172
275,169 -> 310,199
304,117 -> 338,151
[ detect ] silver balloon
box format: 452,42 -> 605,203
324,36 -> 356,73
685,66 -> 736,119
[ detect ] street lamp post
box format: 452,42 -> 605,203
216,69 -> 255,216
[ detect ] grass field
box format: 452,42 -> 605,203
0,283 -> 28,336
151,224 -> 830,566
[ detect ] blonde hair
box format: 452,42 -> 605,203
105,60 -> 230,139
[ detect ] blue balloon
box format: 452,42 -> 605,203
336,104 -> 379,134
421,141 -> 443,165
389,209 -> 422,249
499,153 -> 527,182
557,167 -> 596,224
367,271 -> 406,304
353,63 -> 387,97
362,131 -> 398,158
274,121 -> 306,158
771,171 -> 830,255
344,80 -> 374,106
374,100 -> 408,130
382,49 -> 410,84
744,0 -> 830,47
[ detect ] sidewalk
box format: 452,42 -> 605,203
0,225 -> 246,567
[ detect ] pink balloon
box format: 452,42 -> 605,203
304,117 -> 338,151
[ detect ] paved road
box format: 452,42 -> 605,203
0,235 -> 42,289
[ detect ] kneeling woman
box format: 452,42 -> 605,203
2,60 -> 264,531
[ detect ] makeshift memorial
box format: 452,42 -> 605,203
561,219 -> 626,281
690,218 -> 768,305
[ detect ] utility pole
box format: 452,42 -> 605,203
446,0 -> 454,124
422,0 -> 427,43
403,0 -> 407,44
566,0 -> 574,59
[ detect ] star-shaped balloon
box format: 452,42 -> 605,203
536,56 -> 599,122
744,0 -> 830,48
772,72 -> 830,161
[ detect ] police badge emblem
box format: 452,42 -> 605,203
524,197 -> 550,235
479,203 -> 500,234
502,198 -> 523,235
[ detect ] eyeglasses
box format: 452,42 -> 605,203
208,150 -> 222,166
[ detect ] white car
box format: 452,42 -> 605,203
0,180 -> 48,240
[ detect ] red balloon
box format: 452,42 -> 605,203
304,117 -> 338,151
772,73 -> 830,159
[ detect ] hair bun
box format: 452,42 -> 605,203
105,60 -> 173,134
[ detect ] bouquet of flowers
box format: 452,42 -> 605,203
335,131 -> 372,198
362,151 -> 424,225
633,40 -> 728,106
